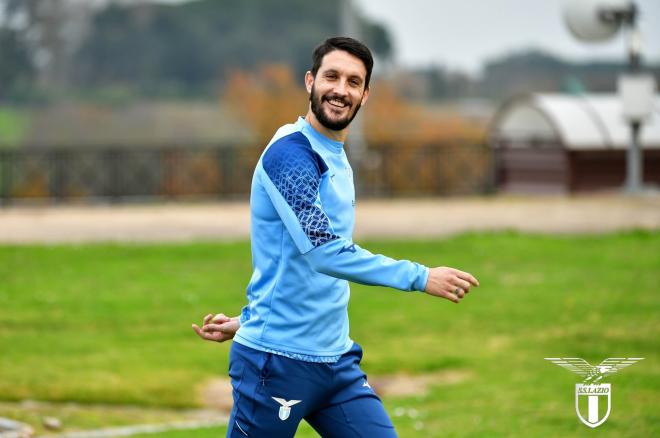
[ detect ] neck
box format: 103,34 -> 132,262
305,111 -> 348,143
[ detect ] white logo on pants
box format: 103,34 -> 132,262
271,397 -> 302,421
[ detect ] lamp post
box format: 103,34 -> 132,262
563,0 -> 656,194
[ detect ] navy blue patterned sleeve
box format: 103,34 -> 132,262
259,130 -> 429,291
262,132 -> 340,249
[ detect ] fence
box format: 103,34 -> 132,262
0,143 -> 494,204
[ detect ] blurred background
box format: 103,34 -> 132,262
1,0 -> 658,203
1,2 -> 659,438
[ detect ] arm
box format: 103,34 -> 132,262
305,240 -> 479,302
261,136 -> 479,299
303,238 -> 429,291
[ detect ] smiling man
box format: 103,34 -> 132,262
193,37 -> 479,438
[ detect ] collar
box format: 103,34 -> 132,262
297,117 -> 344,154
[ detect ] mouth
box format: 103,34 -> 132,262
323,96 -> 350,110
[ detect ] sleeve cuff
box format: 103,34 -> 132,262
413,265 -> 430,292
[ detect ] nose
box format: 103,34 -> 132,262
332,79 -> 349,96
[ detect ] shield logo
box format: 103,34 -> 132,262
271,397 -> 302,421
575,384 -> 611,428
278,405 -> 292,421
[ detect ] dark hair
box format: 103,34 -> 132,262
311,36 -> 374,89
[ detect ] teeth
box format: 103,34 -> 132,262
328,99 -> 346,108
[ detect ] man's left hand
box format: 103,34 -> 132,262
192,313 -> 240,343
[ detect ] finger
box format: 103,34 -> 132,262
449,286 -> 465,298
212,313 -> 229,323
192,323 -> 207,338
455,270 -> 480,287
194,324 -> 225,341
205,322 -> 237,333
452,278 -> 472,292
200,331 -> 221,341
218,321 -> 237,332
203,314 -> 214,325
441,290 -> 460,303
203,323 -> 235,333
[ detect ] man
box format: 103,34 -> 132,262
193,36 -> 479,437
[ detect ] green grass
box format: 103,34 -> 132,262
0,401 -> 211,434
0,107 -> 29,148
0,231 -> 658,437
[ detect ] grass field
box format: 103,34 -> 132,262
0,107 -> 29,148
0,231 -> 658,437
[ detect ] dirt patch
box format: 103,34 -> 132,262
1,194 -> 659,243
369,370 -> 472,398
0,400 -> 225,437
199,370 -> 471,408
198,378 -> 234,412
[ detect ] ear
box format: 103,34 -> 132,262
304,71 -> 314,94
360,86 -> 370,106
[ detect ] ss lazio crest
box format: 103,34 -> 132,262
271,397 -> 302,421
545,357 -> 644,428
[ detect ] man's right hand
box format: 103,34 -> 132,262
424,267 -> 480,304
192,313 -> 240,343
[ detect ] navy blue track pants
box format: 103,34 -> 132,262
227,341 -> 397,437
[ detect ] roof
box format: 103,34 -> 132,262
489,93 -> 660,149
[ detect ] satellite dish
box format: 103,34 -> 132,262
562,0 -> 634,42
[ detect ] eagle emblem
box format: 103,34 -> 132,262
544,357 -> 644,383
271,397 -> 302,421
545,357 -> 643,428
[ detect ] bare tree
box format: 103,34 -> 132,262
1,0 -> 95,90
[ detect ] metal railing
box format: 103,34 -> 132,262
0,143 -> 494,205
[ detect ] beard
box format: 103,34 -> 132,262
310,84 -> 363,131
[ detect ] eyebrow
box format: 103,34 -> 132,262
322,69 -> 364,83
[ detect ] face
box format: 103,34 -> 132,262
306,50 -> 370,131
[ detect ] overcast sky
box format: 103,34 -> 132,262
355,0 -> 660,74
122,0 -> 660,74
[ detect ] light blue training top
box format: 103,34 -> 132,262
233,117 -> 430,362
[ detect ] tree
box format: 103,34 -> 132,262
0,0 -> 35,101
0,28 -> 34,101
73,0 -> 394,98
361,21 -> 393,63
0,0 -> 94,100
224,64 -> 307,144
